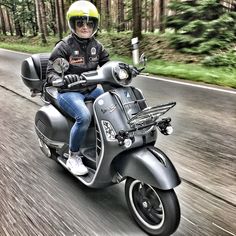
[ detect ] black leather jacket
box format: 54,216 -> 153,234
46,33 -> 109,93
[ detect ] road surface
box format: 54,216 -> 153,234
0,48 -> 235,236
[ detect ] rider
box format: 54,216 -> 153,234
46,1 -> 109,176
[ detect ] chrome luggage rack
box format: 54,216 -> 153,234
127,102 -> 176,127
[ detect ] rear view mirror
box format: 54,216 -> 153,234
53,58 -> 69,74
131,38 -> 147,67
139,53 -> 147,66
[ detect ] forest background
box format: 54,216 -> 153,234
0,0 -> 236,88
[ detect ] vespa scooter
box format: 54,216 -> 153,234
21,52 -> 181,236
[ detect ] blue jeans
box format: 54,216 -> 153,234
57,87 -> 103,152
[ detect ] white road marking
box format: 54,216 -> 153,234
181,215 -> 197,226
141,75 -> 236,95
212,222 -> 236,236
0,48 -> 30,56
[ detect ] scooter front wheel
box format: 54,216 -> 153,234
125,177 -> 180,236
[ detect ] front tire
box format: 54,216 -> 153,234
125,178 -> 180,236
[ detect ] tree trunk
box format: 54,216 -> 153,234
150,0 -> 154,32
22,3 -> 26,35
144,0 -> 148,32
55,0 -> 63,39
11,4 -> 23,37
49,0 -> 57,36
0,6 -> 7,35
95,0 -> 101,29
159,0 -> 165,33
95,0 -> 101,13
40,0 -> 49,36
35,0 -> 47,44
26,0 -> 37,36
35,0 -> 42,33
34,1 -> 39,33
104,0 -> 111,31
117,0 -> 125,32
132,0 -> 142,39
59,0 -> 67,33
5,8 -> 13,36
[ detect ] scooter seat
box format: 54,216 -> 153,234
45,86 -> 60,108
45,87 -> 94,118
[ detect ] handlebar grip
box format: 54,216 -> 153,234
67,80 -> 86,88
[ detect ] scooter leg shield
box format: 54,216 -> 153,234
113,146 -> 181,190
35,104 -> 72,148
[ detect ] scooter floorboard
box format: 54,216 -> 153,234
57,156 -> 95,183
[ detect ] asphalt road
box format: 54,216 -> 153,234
0,48 -> 235,236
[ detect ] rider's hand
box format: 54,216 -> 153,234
64,74 -> 80,85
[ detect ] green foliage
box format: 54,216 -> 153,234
0,0 -> 37,35
202,50 -> 236,67
181,20 -> 206,37
146,59 -> 236,88
1,33 -> 236,88
166,0 -> 236,55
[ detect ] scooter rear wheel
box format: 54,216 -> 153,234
38,138 -> 57,160
125,177 -> 180,236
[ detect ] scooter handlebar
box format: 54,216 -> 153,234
67,79 -> 87,88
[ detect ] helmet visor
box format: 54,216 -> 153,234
76,19 -> 94,29
69,16 -> 98,38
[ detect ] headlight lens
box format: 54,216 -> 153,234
113,63 -> 131,86
118,69 -> 129,80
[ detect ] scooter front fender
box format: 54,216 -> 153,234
113,146 -> 181,190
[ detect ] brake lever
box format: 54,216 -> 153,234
138,67 -> 145,72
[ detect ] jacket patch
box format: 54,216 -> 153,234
91,47 -> 96,55
69,56 -> 85,65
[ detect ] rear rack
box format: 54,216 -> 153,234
127,102 -> 176,127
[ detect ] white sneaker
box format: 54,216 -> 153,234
66,152 -> 88,176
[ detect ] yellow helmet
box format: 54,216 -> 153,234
66,1 -> 99,38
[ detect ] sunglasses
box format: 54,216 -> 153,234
76,20 -> 94,28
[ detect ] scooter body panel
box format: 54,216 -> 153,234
34,86 -> 179,190
35,102 -> 96,149
113,145 -> 181,190
35,104 -> 72,146
85,88 -> 157,187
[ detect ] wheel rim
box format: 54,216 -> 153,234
129,180 -> 165,230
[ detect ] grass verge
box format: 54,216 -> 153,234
0,38 -> 235,89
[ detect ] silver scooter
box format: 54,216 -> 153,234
21,51 -> 181,236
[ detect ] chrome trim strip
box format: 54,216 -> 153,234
35,125 -> 65,148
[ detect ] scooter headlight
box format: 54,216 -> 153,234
118,68 -> 129,80
113,63 -> 132,86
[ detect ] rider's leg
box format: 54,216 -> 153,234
58,92 -> 90,175
86,86 -> 104,100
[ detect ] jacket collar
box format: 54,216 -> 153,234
71,33 -> 93,45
